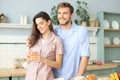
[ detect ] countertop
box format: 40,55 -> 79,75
0,68 -> 11,77
0,68 -> 26,77
87,62 -> 120,71
0,63 -> 120,77
7,68 -> 26,76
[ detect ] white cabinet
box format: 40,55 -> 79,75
0,44 -> 27,68
0,23 -> 31,68
89,37 -> 98,60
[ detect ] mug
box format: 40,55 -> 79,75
71,76 -> 84,80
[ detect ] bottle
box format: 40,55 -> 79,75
24,15 -> 27,24
20,15 -> 24,24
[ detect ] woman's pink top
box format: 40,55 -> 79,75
25,32 -> 63,80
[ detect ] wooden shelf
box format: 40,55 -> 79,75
105,44 -> 120,48
0,24 -> 99,33
0,23 -> 32,29
104,28 -> 120,31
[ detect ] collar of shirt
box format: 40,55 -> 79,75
56,22 -> 78,39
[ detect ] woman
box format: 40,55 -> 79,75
25,11 -> 63,80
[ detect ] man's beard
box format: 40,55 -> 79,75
59,18 -> 71,26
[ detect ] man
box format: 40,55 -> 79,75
53,2 -> 90,80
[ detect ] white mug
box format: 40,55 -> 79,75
71,76 -> 84,80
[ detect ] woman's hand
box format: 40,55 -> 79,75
29,51 -> 45,63
26,49 -> 32,63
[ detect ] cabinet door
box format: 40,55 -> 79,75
0,25 -> 30,68
0,77 -> 9,80
115,65 -> 120,72
12,76 -> 25,80
0,44 -> 27,68
12,77 -> 18,80
89,37 -> 98,61
19,76 -> 25,80
85,68 -> 115,76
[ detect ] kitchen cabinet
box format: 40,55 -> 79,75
115,65 -> 120,72
0,23 -> 31,68
97,12 -> 120,63
0,78 -> 9,80
12,76 -> 25,80
7,69 -> 26,80
85,68 -> 115,76
0,68 -> 26,80
0,76 -> 25,80
0,43 -> 27,68
0,69 -> 10,80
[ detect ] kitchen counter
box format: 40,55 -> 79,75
7,68 -> 26,77
0,68 -> 26,77
0,68 -> 11,77
0,63 -> 120,77
87,63 -> 119,71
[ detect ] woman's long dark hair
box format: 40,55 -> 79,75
29,11 -> 55,48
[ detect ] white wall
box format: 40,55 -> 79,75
0,0 -> 120,23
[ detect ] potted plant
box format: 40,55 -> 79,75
75,0 -> 89,26
50,6 -> 59,25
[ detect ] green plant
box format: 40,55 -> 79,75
75,0 -> 89,25
50,6 -> 59,25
